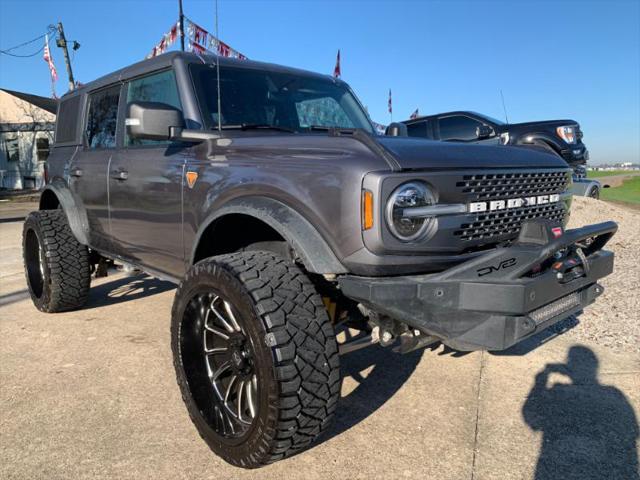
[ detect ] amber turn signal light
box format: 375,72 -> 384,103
362,189 -> 374,230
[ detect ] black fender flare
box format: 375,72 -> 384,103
191,196 -> 347,274
39,181 -> 90,246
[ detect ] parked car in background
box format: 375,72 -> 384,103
401,111 -> 598,197
402,111 -> 588,166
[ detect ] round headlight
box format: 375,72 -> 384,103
386,181 -> 436,241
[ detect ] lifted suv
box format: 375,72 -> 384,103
24,52 -> 616,468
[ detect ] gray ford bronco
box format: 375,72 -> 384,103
23,52 -> 616,468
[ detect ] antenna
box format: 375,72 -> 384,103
500,89 -> 509,124
215,0 -> 222,132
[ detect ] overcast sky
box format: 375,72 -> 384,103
1,0 -> 638,164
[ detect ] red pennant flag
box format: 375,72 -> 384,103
388,89 -> 392,114
409,108 -> 419,119
192,42 -> 206,54
218,41 -> 230,57
333,49 -> 341,78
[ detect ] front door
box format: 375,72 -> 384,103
69,84 -> 121,253
108,69 -> 187,278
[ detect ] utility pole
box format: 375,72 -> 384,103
55,22 -> 75,91
178,0 -> 185,51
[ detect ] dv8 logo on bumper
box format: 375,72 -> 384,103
469,194 -> 561,213
477,257 -> 517,277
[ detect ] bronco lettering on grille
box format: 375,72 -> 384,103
469,194 -> 560,213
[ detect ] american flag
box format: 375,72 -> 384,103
388,89 -> 392,114
43,34 -> 58,82
333,49 -> 341,78
409,108 -> 419,119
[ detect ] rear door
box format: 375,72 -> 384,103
69,84 -> 121,253
108,69 -> 187,278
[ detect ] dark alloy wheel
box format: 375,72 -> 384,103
172,251 -> 341,468
182,291 -> 259,438
22,210 -> 91,312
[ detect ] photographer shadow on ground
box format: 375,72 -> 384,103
523,346 -> 639,480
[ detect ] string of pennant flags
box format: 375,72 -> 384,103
143,24 -> 418,129
146,17 -> 246,60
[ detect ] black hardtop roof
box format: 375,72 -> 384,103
403,110 -> 487,124
61,51 -> 339,99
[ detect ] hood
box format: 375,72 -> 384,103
375,136 -> 569,171
504,119 -> 578,130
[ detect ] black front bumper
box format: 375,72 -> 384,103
340,221 -> 617,351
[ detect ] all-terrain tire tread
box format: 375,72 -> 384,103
23,210 -> 91,312
172,251 -> 340,468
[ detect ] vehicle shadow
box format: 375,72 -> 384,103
86,273 -> 175,308
316,342 -> 425,446
522,345 -> 639,480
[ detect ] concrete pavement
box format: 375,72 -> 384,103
1,218 -> 638,480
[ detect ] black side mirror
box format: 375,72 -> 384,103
476,124 -> 493,140
126,101 -> 184,141
386,122 -> 408,137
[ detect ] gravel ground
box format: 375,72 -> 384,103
560,197 -> 640,354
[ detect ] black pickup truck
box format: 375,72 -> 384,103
402,111 -> 589,168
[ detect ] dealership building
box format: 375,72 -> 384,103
0,89 -> 57,190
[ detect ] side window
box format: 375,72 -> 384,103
438,115 -> 483,141
295,97 -> 354,129
125,70 -> 181,146
406,120 -> 427,138
86,85 -> 120,149
36,136 -> 50,161
4,135 -> 20,162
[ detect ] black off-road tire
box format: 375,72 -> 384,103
171,251 -> 341,468
589,186 -> 600,199
22,210 -> 91,312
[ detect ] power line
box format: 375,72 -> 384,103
0,26 -> 56,57
1,44 -> 45,58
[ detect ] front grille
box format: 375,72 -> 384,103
454,203 -> 566,241
456,170 -> 570,201
451,169 -> 570,243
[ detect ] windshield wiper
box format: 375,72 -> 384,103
219,123 -> 295,133
308,125 -> 364,135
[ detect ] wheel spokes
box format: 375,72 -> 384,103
204,346 -> 227,355
193,291 -> 258,437
210,296 -> 235,333
246,377 -> 256,419
210,361 -> 231,383
223,300 -> 242,332
237,379 -> 246,423
224,374 -> 238,403
204,320 -> 230,340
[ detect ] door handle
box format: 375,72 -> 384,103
111,169 -> 129,181
70,168 -> 83,177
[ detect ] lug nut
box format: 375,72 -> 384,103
381,331 -> 393,343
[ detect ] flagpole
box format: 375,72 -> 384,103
178,0 -> 185,51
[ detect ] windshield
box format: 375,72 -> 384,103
190,64 -> 374,134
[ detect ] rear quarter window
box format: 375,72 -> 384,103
55,94 -> 82,145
